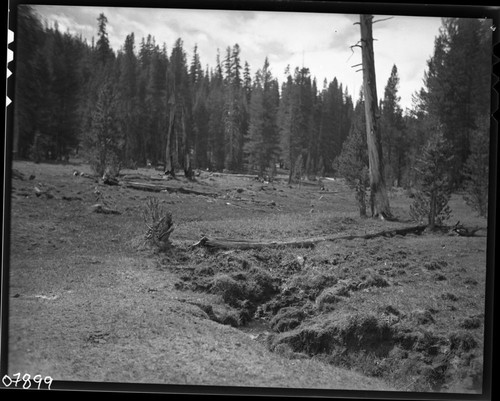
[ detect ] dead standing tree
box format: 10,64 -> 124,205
358,15 -> 393,219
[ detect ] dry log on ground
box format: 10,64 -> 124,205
90,203 -> 121,215
102,175 -> 120,186
191,225 -> 427,250
453,226 -> 484,237
73,170 -> 97,180
34,186 -> 54,199
122,181 -> 218,197
208,172 -> 258,179
12,169 -> 25,180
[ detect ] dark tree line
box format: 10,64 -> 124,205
13,8 -> 491,219
12,7 -> 353,180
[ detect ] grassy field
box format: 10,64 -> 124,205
6,160 -> 489,394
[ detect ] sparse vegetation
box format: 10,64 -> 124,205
142,196 -> 174,251
9,160 -> 488,393
9,6 -> 492,396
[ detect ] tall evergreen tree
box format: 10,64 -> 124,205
95,13 -> 114,66
416,17 -> 491,186
165,38 -> 192,177
462,114 -> 490,217
279,66 -> 314,183
84,81 -> 121,176
223,44 -> 246,171
207,50 -> 226,170
334,93 -> 369,217
13,6 -> 50,159
244,58 -> 280,175
410,124 -> 454,230
116,33 -> 139,166
316,78 -> 353,175
380,64 -> 406,187
190,45 -> 210,168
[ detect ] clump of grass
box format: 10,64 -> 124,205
270,306 -> 308,333
286,270 -> 338,299
359,273 -> 390,289
459,316 -> 481,330
210,267 -> 278,311
315,288 -> 341,312
449,332 -> 478,352
142,197 -> 174,251
272,312 -> 394,358
211,274 -> 246,306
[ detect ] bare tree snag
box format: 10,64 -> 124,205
359,14 -> 393,220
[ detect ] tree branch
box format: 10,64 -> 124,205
373,16 -> 394,24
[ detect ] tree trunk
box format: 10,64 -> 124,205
165,106 -> 175,177
360,15 -> 392,220
428,191 -> 437,231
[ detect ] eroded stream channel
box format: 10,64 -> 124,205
158,237 -> 485,393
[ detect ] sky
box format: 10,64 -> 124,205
29,5 -> 447,112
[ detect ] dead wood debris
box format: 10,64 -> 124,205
12,169 -> 25,180
90,203 -> 121,215
452,221 -> 485,237
122,180 -> 218,197
190,225 -> 428,251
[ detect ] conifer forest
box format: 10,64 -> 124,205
13,6 -> 491,195
7,5 -> 494,394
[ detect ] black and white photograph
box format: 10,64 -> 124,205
3,0 -> 496,397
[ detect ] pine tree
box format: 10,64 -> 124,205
145,40 -> 168,166
334,95 -> 369,217
417,18 -> 491,187
207,50 -> 226,170
13,6 -> 50,159
243,61 -> 252,104
244,58 -> 280,176
316,77 -> 353,175
116,33 -> 139,166
410,125 -> 454,230
95,13 -> 114,66
462,115 -> 489,217
279,67 -> 314,184
190,46 -> 210,168
48,28 -> 84,160
166,38 -> 192,177
85,81 -> 122,177
223,44 -> 246,171
380,64 -> 406,187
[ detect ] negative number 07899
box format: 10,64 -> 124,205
2,373 -> 53,389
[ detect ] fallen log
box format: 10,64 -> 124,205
208,172 -> 258,179
12,169 -> 25,180
102,175 -> 120,186
90,203 -> 121,215
122,180 -> 218,197
191,225 -> 427,250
